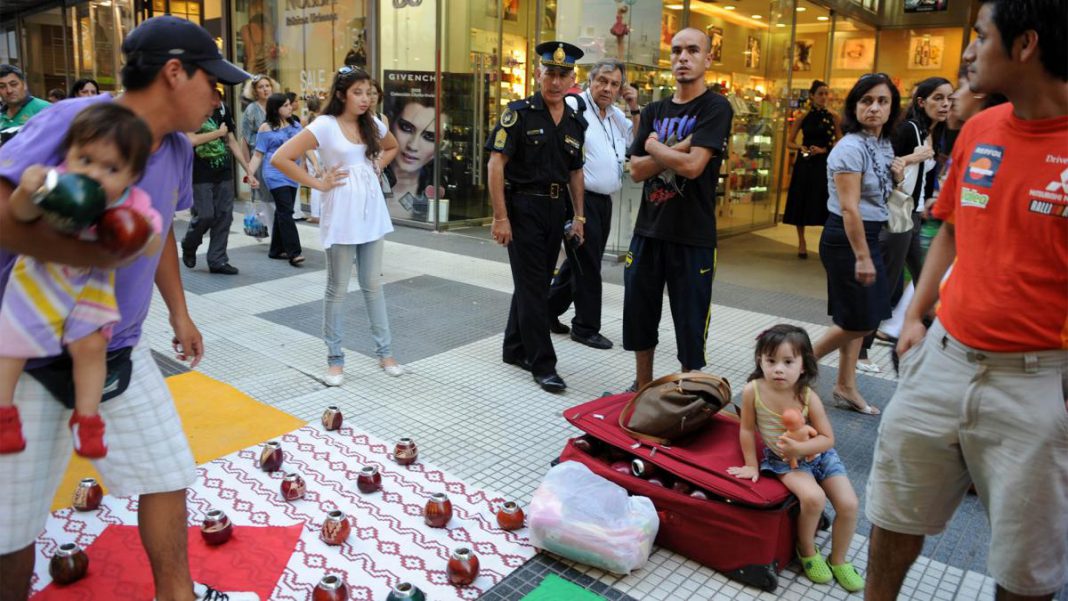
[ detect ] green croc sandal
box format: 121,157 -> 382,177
830,562 -> 865,592
797,548 -> 833,584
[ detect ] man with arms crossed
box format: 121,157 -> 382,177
0,17 -> 256,601
624,28 -> 733,389
865,2 -> 1068,600
549,58 -> 638,351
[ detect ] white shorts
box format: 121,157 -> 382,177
0,343 -> 196,554
866,319 -> 1068,596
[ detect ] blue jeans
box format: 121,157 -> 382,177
760,447 -> 848,482
323,240 -> 392,366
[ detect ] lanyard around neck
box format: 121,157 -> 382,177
585,90 -> 622,163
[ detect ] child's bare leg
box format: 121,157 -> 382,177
0,357 -> 28,408
780,471 -> 826,556
822,475 -> 860,564
67,331 -> 108,417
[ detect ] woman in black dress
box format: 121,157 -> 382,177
784,80 -> 840,258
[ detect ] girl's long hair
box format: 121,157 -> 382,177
264,93 -> 290,129
748,324 -> 819,399
322,68 -> 381,159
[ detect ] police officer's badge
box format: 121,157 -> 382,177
500,108 -> 518,128
493,128 -> 507,150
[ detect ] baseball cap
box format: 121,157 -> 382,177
122,16 -> 249,86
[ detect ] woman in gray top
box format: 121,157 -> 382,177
241,74 -> 278,211
811,73 -> 905,416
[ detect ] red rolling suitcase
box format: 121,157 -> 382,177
558,393 -> 799,592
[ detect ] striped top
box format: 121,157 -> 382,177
754,383 -> 810,458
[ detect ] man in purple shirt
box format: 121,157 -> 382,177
0,17 -> 255,601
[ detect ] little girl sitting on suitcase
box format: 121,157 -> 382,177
727,324 -> 865,592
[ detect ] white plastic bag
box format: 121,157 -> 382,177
528,461 -> 659,575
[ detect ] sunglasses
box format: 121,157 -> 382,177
337,65 -> 367,76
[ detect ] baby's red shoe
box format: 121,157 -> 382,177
0,406 -> 27,454
69,412 -> 107,458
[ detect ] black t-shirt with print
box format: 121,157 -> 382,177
192,106 -> 237,184
628,89 -> 732,248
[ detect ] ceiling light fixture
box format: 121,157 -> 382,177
752,14 -> 763,19
796,6 -> 807,11
723,5 -> 736,10
817,15 -> 830,21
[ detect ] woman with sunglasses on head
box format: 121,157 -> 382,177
272,67 -> 405,385
810,73 -> 906,416
247,93 -> 306,266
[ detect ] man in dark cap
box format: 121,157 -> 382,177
0,16 -> 257,601
486,41 -> 587,393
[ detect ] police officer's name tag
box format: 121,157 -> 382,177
564,135 -> 581,150
493,129 -> 507,150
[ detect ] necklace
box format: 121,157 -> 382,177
338,116 -> 361,143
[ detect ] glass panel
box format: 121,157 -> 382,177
876,27 -> 963,95
20,7 -> 71,98
754,0 -> 794,230
826,14 -> 876,111
0,26 -> 20,68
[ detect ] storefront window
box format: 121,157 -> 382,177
69,0 -> 133,93
19,7 -> 71,97
826,14 -> 876,111
876,27 -> 963,96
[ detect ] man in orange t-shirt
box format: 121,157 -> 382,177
864,1 -> 1068,600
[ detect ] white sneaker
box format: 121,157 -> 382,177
324,370 -> 344,387
190,582 -> 260,600
856,359 -> 881,374
381,362 -> 406,377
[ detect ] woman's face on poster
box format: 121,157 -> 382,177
392,102 -> 436,173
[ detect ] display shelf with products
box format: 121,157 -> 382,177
717,82 -> 776,232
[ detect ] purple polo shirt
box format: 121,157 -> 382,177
0,94 -> 193,357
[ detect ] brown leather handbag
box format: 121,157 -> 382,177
619,372 -> 732,445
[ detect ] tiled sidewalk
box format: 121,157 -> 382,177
154,213 -> 1039,600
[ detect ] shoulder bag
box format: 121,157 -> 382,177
619,372 -> 732,445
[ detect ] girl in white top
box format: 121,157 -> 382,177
272,66 -> 403,384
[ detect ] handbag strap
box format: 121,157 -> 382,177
619,372 -> 731,446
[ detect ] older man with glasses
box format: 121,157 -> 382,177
548,58 -> 639,350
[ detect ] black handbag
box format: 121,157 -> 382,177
26,346 -> 134,409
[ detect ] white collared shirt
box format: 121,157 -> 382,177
572,89 -> 633,195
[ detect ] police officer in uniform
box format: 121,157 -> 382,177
486,41 -> 587,393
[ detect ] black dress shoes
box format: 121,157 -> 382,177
533,372 -> 566,393
181,248 -> 196,269
571,332 -> 613,350
503,356 -> 532,371
550,318 -> 570,334
209,264 -> 239,275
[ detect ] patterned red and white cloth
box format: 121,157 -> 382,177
32,425 -> 535,599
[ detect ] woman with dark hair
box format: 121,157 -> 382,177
69,78 -> 99,97
271,67 -> 404,384
783,80 -> 840,258
811,73 -> 905,415
386,95 -> 439,221
368,79 -> 389,128
247,92 -> 305,266
46,88 -> 66,103
856,76 -> 952,366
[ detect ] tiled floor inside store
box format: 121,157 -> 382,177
147,211 -> 1061,601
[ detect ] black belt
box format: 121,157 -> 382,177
506,182 -> 567,199
585,191 -> 611,200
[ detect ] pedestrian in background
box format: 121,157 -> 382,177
248,93 -> 305,266
0,65 -> 50,137
810,73 -> 905,416
487,41 -> 587,393
548,57 -> 637,351
182,86 -> 257,275
241,74 -> 278,227
783,80 -> 839,259
69,78 -> 99,98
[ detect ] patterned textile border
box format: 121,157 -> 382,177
33,424 -> 536,599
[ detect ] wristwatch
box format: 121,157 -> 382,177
574,215 -> 587,223
630,108 -> 641,116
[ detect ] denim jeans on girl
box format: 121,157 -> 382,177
323,239 -> 392,367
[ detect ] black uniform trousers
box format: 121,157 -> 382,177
503,192 -> 566,377
548,191 -> 612,338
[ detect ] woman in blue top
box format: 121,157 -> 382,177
810,73 -> 905,416
249,93 -> 305,266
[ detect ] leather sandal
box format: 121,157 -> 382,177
833,391 -> 880,415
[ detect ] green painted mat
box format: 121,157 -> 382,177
520,574 -> 605,601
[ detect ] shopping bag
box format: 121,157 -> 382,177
243,188 -> 269,239
528,461 -> 658,575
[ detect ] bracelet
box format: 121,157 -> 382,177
573,215 -> 587,223
494,217 -> 509,222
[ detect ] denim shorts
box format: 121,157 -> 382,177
760,447 -> 847,482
